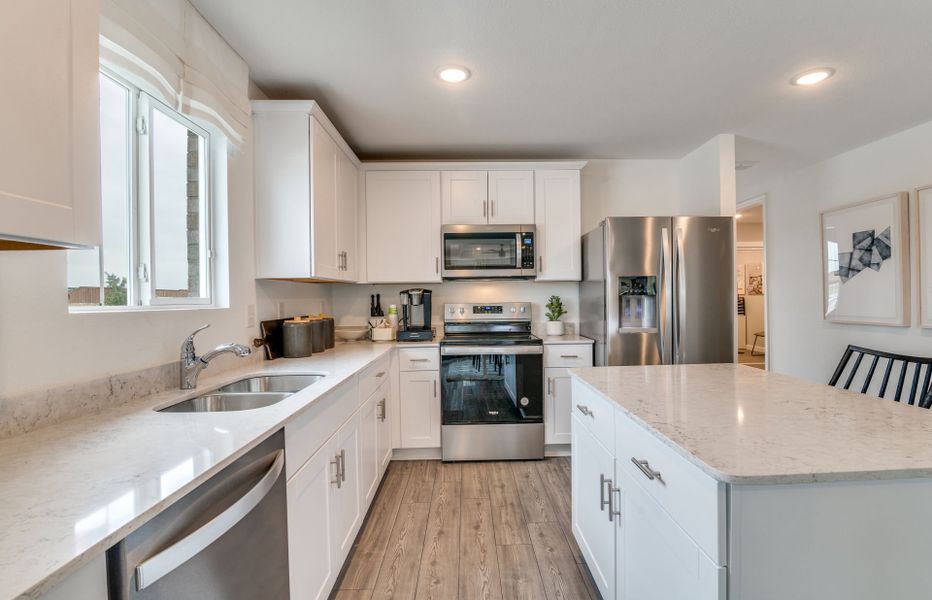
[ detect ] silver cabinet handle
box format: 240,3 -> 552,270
331,454 -> 342,488
378,398 -> 386,421
576,404 -> 593,417
409,358 -> 430,362
375,371 -> 386,378
436,256 -> 440,273
611,485 -> 622,521
135,450 -> 284,590
547,377 -> 552,396
539,255 -> 543,273
560,354 -> 579,359
631,457 -> 663,483
491,199 -> 495,217
433,379 -> 438,398
483,200 -> 487,217
599,474 -> 611,512
340,449 -> 346,483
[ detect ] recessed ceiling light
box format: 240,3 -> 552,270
790,67 -> 835,86
437,66 -> 470,83
734,214 -> 744,219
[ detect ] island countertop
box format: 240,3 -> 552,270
570,363 -> 932,485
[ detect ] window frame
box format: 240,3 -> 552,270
69,67 -> 214,311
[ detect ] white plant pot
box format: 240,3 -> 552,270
545,321 -> 565,336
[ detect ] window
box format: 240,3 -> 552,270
68,70 -> 212,308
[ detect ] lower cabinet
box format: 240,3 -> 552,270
287,443 -> 336,600
329,414 -> 361,566
571,378 -> 726,600
545,367 -> 573,444
399,370 -> 441,448
571,413 -> 617,599
359,391 -> 380,506
376,385 -> 393,472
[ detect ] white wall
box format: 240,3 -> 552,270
677,134 -> 737,216
763,119 -> 932,382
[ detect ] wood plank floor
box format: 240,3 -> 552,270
334,458 -> 601,600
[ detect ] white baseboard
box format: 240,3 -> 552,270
390,447 -> 441,460
545,444 -> 571,457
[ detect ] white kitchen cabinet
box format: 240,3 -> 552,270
38,552 -> 107,600
535,170 -> 581,281
0,0 -> 100,249
253,101 -> 359,281
329,413 -> 361,566
365,171 -> 442,283
571,413 -> 617,600
287,443 -> 336,600
358,391 -> 379,506
399,370 -> 441,448
621,474 -> 725,600
488,170 -> 534,224
441,170 -> 488,224
545,367 -> 573,445
376,385 -> 393,473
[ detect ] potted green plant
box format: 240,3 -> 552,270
545,295 -> 567,336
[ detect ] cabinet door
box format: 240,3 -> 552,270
535,170 -> 581,281
311,118 -> 341,280
441,170 -> 488,224
330,414 -> 361,565
489,171 -> 534,224
545,367 -> 572,445
336,149 -> 358,281
399,371 -> 441,448
376,386 -> 393,473
359,392 -> 379,506
571,413 -> 616,599
287,444 -> 336,600
366,171 -> 442,283
0,0 -> 100,248
622,474 -> 725,600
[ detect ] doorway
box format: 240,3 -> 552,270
736,199 -> 767,369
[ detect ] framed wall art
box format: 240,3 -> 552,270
918,185 -> 932,328
821,192 -> 910,326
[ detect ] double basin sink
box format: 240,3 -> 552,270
159,374 -> 324,413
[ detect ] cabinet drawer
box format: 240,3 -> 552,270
570,378 -> 614,451
398,347 -> 439,371
358,353 -> 391,401
544,344 -> 593,368
616,410 -> 726,565
285,378 -> 358,480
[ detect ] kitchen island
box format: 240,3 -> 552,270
570,363 -> 932,600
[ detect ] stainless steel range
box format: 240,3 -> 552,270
439,302 -> 544,461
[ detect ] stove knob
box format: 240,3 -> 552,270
519,306 -> 526,313
448,307 -> 455,314
510,306 -> 516,313
459,307 -> 465,315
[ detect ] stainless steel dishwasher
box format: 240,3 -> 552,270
107,431 -> 289,599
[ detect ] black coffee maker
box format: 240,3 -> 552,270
397,288 -> 433,341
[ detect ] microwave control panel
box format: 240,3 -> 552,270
521,233 -> 536,269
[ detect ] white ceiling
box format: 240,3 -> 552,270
191,0 -> 932,163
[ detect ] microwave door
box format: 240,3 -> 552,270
442,230 -> 524,278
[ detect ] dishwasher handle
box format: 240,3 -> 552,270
134,449 -> 285,590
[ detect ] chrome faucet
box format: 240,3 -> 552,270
180,324 -> 252,389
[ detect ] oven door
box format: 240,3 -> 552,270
440,345 -> 543,425
441,225 -> 536,278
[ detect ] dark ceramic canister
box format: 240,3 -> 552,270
282,319 -> 313,358
309,318 -> 326,353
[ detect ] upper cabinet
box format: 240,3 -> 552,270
535,170 -> 581,281
0,0 -> 101,250
489,170 -> 535,224
441,170 -> 535,225
365,171 -> 442,283
253,101 -> 359,282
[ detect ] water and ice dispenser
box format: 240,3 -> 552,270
618,276 -> 657,331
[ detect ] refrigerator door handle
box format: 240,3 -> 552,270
660,227 -> 671,364
674,227 -> 686,363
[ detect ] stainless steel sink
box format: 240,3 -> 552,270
216,374 -> 325,394
159,392 -> 293,413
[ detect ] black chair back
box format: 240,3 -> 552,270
829,345 -> 932,408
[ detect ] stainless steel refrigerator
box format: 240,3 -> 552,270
580,216 -> 735,366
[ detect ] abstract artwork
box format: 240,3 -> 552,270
746,263 -> 764,295
821,192 -> 910,326
918,185 -> 932,328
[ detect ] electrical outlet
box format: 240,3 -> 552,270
246,304 -> 256,328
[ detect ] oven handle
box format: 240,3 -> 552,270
441,345 -> 543,356
134,450 -> 285,590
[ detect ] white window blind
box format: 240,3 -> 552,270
99,0 -> 249,148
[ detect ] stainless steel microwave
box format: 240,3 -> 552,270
441,224 -> 537,279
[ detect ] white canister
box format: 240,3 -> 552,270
545,321 -> 565,336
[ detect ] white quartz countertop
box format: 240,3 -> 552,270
0,342 -> 403,599
570,364 -> 932,486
